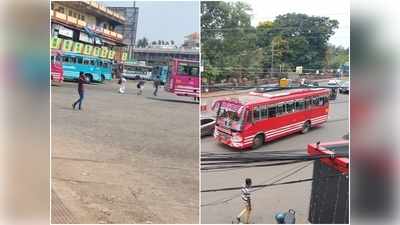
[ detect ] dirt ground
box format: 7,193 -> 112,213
51,80 -> 199,224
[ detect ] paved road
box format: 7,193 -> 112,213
200,90 -> 348,224
52,80 -> 199,224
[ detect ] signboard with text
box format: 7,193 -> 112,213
83,44 -> 93,55
121,52 -> 128,61
51,37 -> 62,49
100,47 -> 108,58
62,39 -> 73,52
92,47 -> 101,57
107,50 -> 115,59
73,42 -> 84,53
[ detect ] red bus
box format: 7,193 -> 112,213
51,49 -> 63,85
212,88 -> 330,149
164,58 -> 199,98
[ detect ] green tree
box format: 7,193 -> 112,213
201,1 -> 260,81
324,44 -> 349,69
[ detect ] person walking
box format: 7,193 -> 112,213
236,178 -> 252,224
118,76 -> 127,94
137,79 -> 145,95
72,72 -> 87,110
153,75 -> 160,96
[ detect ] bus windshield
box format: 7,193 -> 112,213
217,108 -> 241,121
178,63 -> 199,76
216,106 -> 244,131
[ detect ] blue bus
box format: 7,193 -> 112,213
151,65 -> 168,85
62,51 -> 112,83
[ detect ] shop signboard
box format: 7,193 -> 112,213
73,42 -> 84,53
121,52 -> 128,61
51,37 -> 62,49
62,39 -> 73,52
100,47 -> 109,58
83,44 -> 93,55
107,50 -> 115,59
92,47 -> 101,57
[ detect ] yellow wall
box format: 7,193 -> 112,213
52,2 -> 96,26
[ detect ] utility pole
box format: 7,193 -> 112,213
129,0 -> 136,61
271,41 -> 274,77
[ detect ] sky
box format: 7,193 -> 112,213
103,0 -> 349,48
104,1 -> 200,45
247,0 -> 350,48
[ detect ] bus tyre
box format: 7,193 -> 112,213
301,121 -> 311,134
85,74 -> 92,83
252,134 -> 264,149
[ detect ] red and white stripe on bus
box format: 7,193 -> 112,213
213,88 -> 330,150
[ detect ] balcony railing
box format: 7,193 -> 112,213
51,11 -> 123,41
86,1 -> 125,22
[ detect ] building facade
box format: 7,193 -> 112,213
132,47 -> 199,66
51,1 -> 128,60
182,32 -> 199,49
107,5 -> 139,61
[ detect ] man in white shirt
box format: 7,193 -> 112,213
237,178 -> 252,224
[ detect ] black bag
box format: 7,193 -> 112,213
118,78 -> 122,85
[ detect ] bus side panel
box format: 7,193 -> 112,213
62,63 -> 80,80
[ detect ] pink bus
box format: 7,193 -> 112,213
51,49 -> 63,85
164,58 -> 199,99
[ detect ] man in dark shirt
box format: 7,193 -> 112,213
137,79 -> 145,95
153,75 -> 161,96
72,72 -> 87,110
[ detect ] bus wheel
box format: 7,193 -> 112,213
85,74 -> 92,83
252,134 -> 264,149
301,121 -> 311,134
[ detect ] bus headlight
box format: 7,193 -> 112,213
231,133 -> 243,142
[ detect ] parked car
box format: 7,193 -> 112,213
328,79 -> 340,86
201,117 -> 216,137
255,84 -> 280,93
339,81 -> 349,94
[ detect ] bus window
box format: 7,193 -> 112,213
277,104 -> 285,116
51,56 -> 54,62
178,63 -> 199,76
312,97 -> 320,106
77,57 -> 83,64
90,60 -> 95,65
56,55 -> 61,62
98,61 -> 103,67
323,96 -> 329,105
190,66 -> 199,76
286,101 -> 295,113
260,105 -> 268,119
71,57 -> 77,64
83,59 -> 89,65
296,100 -> 305,111
103,62 -> 108,68
253,107 -> 261,121
63,56 -> 70,63
246,110 -> 252,123
268,105 -> 277,118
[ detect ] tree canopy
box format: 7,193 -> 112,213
201,1 -> 344,82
